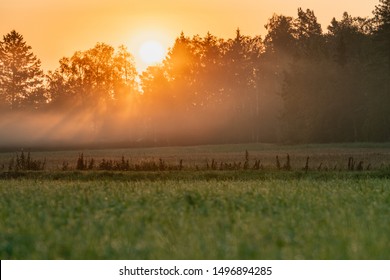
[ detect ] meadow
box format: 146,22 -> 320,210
0,143 -> 390,259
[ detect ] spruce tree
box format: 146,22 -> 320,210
0,30 -> 45,110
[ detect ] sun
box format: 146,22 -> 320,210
138,40 -> 165,65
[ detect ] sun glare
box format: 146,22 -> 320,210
139,40 -> 165,65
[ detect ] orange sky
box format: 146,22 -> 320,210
1,0 -> 379,72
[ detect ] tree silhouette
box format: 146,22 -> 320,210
48,43 -> 138,109
371,0 -> 390,139
0,30 -> 45,110
327,12 -> 368,66
294,8 -> 324,59
295,8 -> 322,40
373,0 -> 390,75
264,14 -> 296,55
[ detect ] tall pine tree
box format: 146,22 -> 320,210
0,30 -> 45,110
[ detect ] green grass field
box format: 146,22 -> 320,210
1,143 -> 390,259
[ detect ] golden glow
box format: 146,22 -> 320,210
139,40 -> 165,65
124,27 -> 173,72
0,0 -> 379,72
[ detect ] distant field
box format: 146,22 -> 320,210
1,142 -> 390,171
0,143 -> 390,259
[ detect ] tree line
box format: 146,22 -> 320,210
1,0 -> 389,146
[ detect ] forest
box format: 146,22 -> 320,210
1,0 -> 390,147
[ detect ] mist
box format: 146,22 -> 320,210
0,96 -> 280,149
